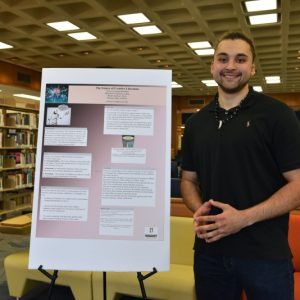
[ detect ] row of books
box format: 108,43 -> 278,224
0,110 -> 38,129
0,169 -> 34,190
0,150 -> 36,168
0,190 -> 32,211
1,129 -> 37,147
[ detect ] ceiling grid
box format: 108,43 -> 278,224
0,0 -> 299,96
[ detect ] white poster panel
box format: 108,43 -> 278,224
29,68 -> 171,272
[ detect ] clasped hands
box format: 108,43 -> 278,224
193,199 -> 247,243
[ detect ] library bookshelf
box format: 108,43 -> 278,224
0,102 -> 38,220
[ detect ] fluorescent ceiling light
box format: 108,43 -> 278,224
68,32 -> 97,40
265,76 -> 281,84
195,49 -> 215,56
245,0 -> 277,12
0,42 -> 13,49
117,13 -> 150,24
46,21 -> 79,31
253,86 -> 263,92
133,25 -> 162,35
265,76 -> 280,81
249,13 -> 278,25
187,41 -> 212,49
13,94 -> 40,101
266,81 -> 280,84
172,81 -> 183,88
202,80 -> 218,87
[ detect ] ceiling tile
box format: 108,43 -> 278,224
0,0 -> 299,96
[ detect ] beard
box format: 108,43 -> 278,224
215,71 -> 250,94
218,80 -> 249,94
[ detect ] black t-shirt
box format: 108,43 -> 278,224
182,89 -> 300,259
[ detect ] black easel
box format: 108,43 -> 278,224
103,271 -> 107,300
38,266 -> 156,300
38,265 -> 59,300
137,268 -> 157,300
38,267 -> 107,300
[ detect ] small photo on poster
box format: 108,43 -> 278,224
122,135 -> 135,148
45,84 -> 68,103
46,105 -> 71,126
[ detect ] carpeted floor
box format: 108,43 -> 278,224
0,231 -> 29,299
0,232 -> 30,282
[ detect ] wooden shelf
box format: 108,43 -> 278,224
0,184 -> 33,192
0,204 -> 32,217
0,164 -> 35,171
0,146 -> 36,150
0,125 -> 37,130
0,103 -> 39,113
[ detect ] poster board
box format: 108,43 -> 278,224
29,68 -> 171,271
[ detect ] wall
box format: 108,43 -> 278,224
0,61 -> 41,92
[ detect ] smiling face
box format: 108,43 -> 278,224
211,39 -> 256,95
53,87 -> 61,97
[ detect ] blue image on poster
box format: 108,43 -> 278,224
45,84 -> 68,103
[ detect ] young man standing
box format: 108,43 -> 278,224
181,32 -> 300,300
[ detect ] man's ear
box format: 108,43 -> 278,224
251,63 -> 256,76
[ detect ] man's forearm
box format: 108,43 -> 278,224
181,178 -> 202,213
243,180 -> 300,226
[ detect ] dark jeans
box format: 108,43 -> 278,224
194,251 -> 294,300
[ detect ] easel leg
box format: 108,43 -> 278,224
47,270 -> 58,300
103,271 -> 107,300
137,268 -> 157,300
137,272 -> 147,299
38,265 -> 59,300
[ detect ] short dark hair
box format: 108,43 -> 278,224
215,32 -> 256,61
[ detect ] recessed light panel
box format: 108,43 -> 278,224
187,41 -> 212,49
245,0 -> 277,12
133,25 -> 162,35
117,13 -> 150,24
172,81 -> 182,88
195,49 -> 215,56
202,80 -> 218,87
68,32 -> 97,40
253,86 -> 263,92
265,76 -> 281,84
249,13 -> 278,25
0,42 -> 13,49
46,21 -> 79,31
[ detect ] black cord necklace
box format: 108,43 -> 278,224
214,92 -> 249,129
